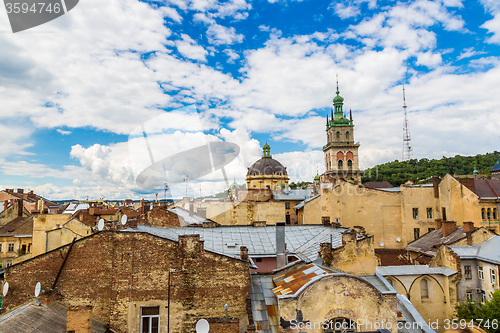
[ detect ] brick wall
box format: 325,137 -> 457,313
207,318 -> 241,333
66,306 -> 92,333
3,231 -> 250,333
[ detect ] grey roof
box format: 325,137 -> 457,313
449,235 -> 500,264
124,225 -> 352,262
0,300 -> 107,333
272,189 -> 313,201
62,203 -> 90,214
406,226 -> 467,254
293,194 -> 319,210
167,207 -> 209,225
377,265 -> 457,277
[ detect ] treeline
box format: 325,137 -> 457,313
361,152 -> 500,186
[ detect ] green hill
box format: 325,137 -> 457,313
361,151 -> 500,186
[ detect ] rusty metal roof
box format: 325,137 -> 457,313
272,263 -> 336,297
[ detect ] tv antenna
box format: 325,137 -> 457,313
402,85 -> 412,161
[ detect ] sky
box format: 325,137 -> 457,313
0,0 -> 500,201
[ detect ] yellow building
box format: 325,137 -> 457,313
246,143 -> 289,190
323,82 -> 362,183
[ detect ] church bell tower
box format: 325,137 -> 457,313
323,80 -> 362,183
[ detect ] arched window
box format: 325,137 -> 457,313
336,131 -> 340,139
487,208 -> 491,220
346,132 -> 349,140
338,160 -> 343,169
494,208 -> 497,220
482,208 -> 486,220
421,278 -> 429,300
323,318 -> 357,333
347,160 -> 353,168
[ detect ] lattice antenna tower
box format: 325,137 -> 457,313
402,85 -> 412,161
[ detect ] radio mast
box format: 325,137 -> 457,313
402,85 -> 412,161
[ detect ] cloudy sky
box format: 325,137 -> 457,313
0,0 -> 499,200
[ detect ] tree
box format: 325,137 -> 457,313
454,289 -> 500,333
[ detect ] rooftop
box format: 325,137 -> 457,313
0,216 -> 33,237
449,235 -> 500,264
377,265 -> 457,277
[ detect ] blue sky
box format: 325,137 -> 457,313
0,0 -> 500,200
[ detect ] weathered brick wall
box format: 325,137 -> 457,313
67,306 -> 92,333
142,207 -> 182,227
207,318 -> 241,333
3,231 -> 250,333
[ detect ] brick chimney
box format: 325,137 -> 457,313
319,243 -> 333,266
463,221 -> 474,233
435,219 -> 443,230
66,306 -> 92,333
17,189 -> 23,194
240,246 -> 249,262
16,199 -> 23,217
442,221 -> 457,237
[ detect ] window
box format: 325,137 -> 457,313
346,132 -> 350,140
324,318 -> 357,333
464,265 -> 472,279
482,208 -> 486,220
6,260 -> 12,267
141,306 -> 160,333
481,290 -> 486,302
466,291 -> 473,301
412,208 -> 419,219
478,266 -> 484,280
420,278 -> 429,300
493,208 -> 497,220
338,160 -> 343,169
426,208 -> 433,219
428,228 -> 435,233
336,131 -> 340,139
347,160 -> 352,168
414,228 -> 420,240
487,208 -> 491,220
8,243 -> 14,252
321,216 -> 331,226
491,269 -> 496,284
285,202 -> 290,209
0,244 -> 2,252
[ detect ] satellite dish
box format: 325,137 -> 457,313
396,237 -> 401,242
98,218 -> 104,231
34,282 -> 41,297
195,319 -> 210,333
3,282 -> 9,296
121,215 -> 128,225
379,242 -> 385,247
184,203 -> 189,210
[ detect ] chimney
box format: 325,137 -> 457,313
16,199 -> 23,217
240,246 -> 249,262
66,306 -> 92,333
463,221 -> 474,233
342,229 -> 357,245
189,200 -> 194,217
435,219 -> 443,230
442,220 -> 457,237
276,222 -> 287,269
319,243 -> 333,267
432,176 -> 440,198
4,201 -> 8,211
17,189 -> 23,194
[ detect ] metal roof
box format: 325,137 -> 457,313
377,265 -> 457,277
62,203 -> 90,214
449,235 -> 500,264
124,225 -> 351,262
272,189 -> 313,201
293,194 -> 319,210
167,207 -> 209,225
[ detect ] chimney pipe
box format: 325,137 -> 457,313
276,222 -> 287,269
435,219 -> 443,230
463,221 -> 474,233
442,220 -> 457,237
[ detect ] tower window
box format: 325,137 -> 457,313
338,160 -> 343,169
346,132 -> 349,140
336,131 -> 340,139
347,160 -> 352,168
487,208 -> 491,219
482,208 -> 486,220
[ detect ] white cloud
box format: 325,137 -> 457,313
482,15 -> 500,44
206,24 -> 244,45
333,3 -> 361,19
56,129 -> 72,135
416,51 -> 442,67
175,34 -> 209,61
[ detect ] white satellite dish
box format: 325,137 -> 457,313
379,241 -> 385,247
3,282 -> 9,296
34,282 -> 41,297
98,218 -> 105,231
121,215 -> 128,225
396,237 -> 401,243
184,203 -> 189,210
195,319 -> 210,333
